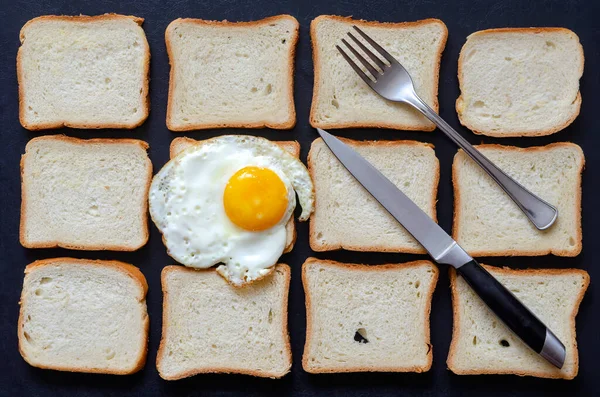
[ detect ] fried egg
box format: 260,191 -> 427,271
149,135 -> 314,286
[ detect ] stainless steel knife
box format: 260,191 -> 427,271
316,128 -> 566,368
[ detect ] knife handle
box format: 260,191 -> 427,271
457,260 -> 566,368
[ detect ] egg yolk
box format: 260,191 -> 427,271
223,166 -> 289,231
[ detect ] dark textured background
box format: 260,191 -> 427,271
0,0 -> 598,395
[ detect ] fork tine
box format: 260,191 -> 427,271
341,39 -> 380,79
352,25 -> 396,64
336,45 -> 376,86
347,32 -> 386,70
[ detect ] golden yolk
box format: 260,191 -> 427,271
223,166 -> 289,231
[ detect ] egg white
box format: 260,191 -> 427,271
149,135 -> 314,286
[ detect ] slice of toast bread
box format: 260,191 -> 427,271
302,258 -> 438,373
310,16 -> 447,130
456,28 -> 584,137
165,15 -> 299,130
156,264 -> 292,379
308,137 -> 439,253
452,143 -> 584,257
448,265 -> 589,379
18,258 -> 149,374
20,135 -> 152,251
169,137 -> 300,253
18,14 -> 150,130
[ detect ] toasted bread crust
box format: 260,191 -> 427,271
301,258 -> 438,373
307,137 -> 439,253
19,135 -> 152,251
156,264 -> 292,379
451,142 -> 584,257
18,258 -> 149,375
165,15 -> 299,131
456,27 -> 584,137
169,137 -> 300,164
447,265 -> 590,379
17,14 -> 150,130
309,15 -> 447,131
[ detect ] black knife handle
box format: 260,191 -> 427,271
457,260 -> 545,353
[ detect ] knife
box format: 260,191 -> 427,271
316,128 -> 566,369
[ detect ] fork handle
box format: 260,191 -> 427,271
408,96 -> 557,230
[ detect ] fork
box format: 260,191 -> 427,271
337,26 -> 558,231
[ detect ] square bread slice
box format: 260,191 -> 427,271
165,15 -> 299,130
308,137 -> 439,253
18,14 -> 150,130
448,265 -> 589,379
18,258 -> 149,375
456,28 -> 584,137
452,143 -> 584,257
157,264 -> 291,379
20,135 -> 152,251
302,258 -> 438,373
170,137 -> 300,253
310,16 -> 447,130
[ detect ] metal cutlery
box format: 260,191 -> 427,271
337,26 -> 558,231
316,127 -> 566,369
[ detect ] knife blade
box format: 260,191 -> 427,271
316,128 -> 566,369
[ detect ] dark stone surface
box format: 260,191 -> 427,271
0,0 -> 598,395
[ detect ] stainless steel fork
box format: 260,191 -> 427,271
337,26 -> 558,230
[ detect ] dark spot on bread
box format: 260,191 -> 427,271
354,328 -> 368,343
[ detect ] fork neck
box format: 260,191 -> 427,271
402,92 -> 433,116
